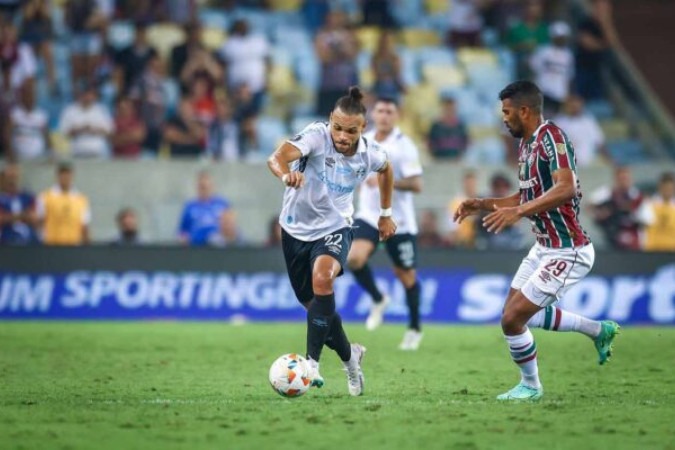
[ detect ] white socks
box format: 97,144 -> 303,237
527,306 -> 601,338
505,328 -> 541,389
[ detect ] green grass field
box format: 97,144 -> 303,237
1,322 -> 674,450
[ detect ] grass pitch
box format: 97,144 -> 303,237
1,322 -> 674,450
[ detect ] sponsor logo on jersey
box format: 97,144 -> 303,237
355,167 -> 367,178
519,178 -> 539,189
327,245 -> 341,255
556,143 -> 567,155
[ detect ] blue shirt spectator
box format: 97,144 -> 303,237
178,171 -> 231,245
0,164 -> 39,245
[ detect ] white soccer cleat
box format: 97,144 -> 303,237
365,296 -> 390,331
342,344 -> 366,396
399,329 -> 423,351
305,357 -> 324,388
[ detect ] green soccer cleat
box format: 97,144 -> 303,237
594,321 -> 620,365
496,383 -> 543,401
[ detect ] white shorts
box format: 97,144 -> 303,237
511,242 -> 595,308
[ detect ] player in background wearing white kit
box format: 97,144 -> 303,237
267,87 -> 397,396
347,98 -> 424,350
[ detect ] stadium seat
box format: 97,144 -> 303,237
147,24 -> 186,59
467,124 -> 500,141
464,136 -> 506,165
289,86 -> 316,117
417,46 -> 456,66
271,46 -> 293,66
291,116 -> 323,134
201,26 -> 227,51
355,27 -> 381,53
586,100 -> 616,120
425,0 -> 450,14
268,65 -> 296,97
50,132 -> 70,157
607,139 -> 648,164
256,116 -> 289,155
400,29 -> 442,48
600,119 -> 630,141
422,63 -> 466,90
398,48 -> 420,87
198,8 -> 229,29
268,0 -> 302,11
391,0 -> 424,27
359,67 -> 375,90
456,48 -> 498,67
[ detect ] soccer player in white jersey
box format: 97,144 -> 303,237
267,87 -> 396,396
455,81 -> 619,401
347,97 -> 424,350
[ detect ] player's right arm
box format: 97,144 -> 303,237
267,142 -> 305,189
453,192 -> 520,224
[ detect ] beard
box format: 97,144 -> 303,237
505,123 -> 523,138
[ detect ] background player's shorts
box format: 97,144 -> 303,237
511,242 -> 595,308
353,219 -> 418,269
281,227 -> 353,304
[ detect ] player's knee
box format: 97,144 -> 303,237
312,271 -> 334,295
501,309 -> 525,334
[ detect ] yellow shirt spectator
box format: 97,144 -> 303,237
448,196 -> 477,247
644,196 -> 675,251
37,186 -> 91,245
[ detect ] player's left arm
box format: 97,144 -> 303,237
376,160 -> 397,241
394,175 -> 422,193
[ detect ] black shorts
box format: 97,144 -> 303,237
353,219 -> 418,270
281,227 -> 354,304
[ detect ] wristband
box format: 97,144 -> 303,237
380,208 -> 392,217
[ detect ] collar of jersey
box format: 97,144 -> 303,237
525,120 -> 549,145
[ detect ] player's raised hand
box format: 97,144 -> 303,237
453,198 -> 483,224
483,206 -> 522,234
377,216 -> 397,241
282,171 -> 305,189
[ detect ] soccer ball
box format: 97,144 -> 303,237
269,353 -> 311,398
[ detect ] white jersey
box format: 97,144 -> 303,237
356,127 -> 422,234
280,121 -> 388,242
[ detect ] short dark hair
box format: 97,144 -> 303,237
334,86 -> 367,116
57,161 -> 73,173
374,96 -> 398,107
499,80 -> 543,113
660,172 -> 675,184
116,207 -> 136,223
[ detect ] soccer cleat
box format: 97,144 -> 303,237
496,383 -> 543,401
305,358 -> 324,388
365,296 -> 390,331
594,320 -> 620,365
399,329 -> 423,351
342,343 -> 366,396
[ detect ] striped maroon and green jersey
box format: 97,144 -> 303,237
517,120 -> 590,249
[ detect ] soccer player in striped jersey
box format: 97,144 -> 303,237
454,81 -> 619,401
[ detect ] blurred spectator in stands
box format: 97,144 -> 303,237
590,166 -> 653,250
112,207 -> 141,245
129,52 -> 166,154
301,0 -> 329,34
219,19 -> 269,114
208,209 -> 245,247
166,0 -> 196,25
315,11 -> 359,115
117,0 -> 166,23
172,21 -> 223,92
530,21 -> 574,115
553,95 -> 606,167
418,209 -> 447,248
207,97 -> 240,161
232,83 -> 260,155
0,163 -> 39,245
475,173 -> 525,250
644,172 -> 675,252
37,162 -> 91,245
163,97 -> 204,157
643,172 -> 675,252
65,0 -> 109,86
114,21 -> 157,94
19,0 -> 56,95
265,215 -> 282,247
111,96 -> 146,159
59,83 -> 113,158
0,0 -> 20,20
178,171 -> 231,246
505,0 -> 548,78
575,0 -> 618,101
188,74 -> 216,127
427,97 -> 469,160
361,0 -> 397,29
371,30 -> 404,102
447,170 -> 478,248
0,20 -> 37,90
447,0 -> 484,48
10,80 -> 49,161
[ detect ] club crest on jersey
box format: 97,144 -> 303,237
355,167 -> 367,178
527,152 -> 536,165
556,143 -> 567,155
325,157 -> 335,168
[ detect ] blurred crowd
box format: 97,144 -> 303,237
0,0 -> 623,165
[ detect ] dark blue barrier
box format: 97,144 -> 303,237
1,255 -> 673,323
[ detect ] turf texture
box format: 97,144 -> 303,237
1,322 -> 674,450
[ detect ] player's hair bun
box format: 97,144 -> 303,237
348,86 -> 364,102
